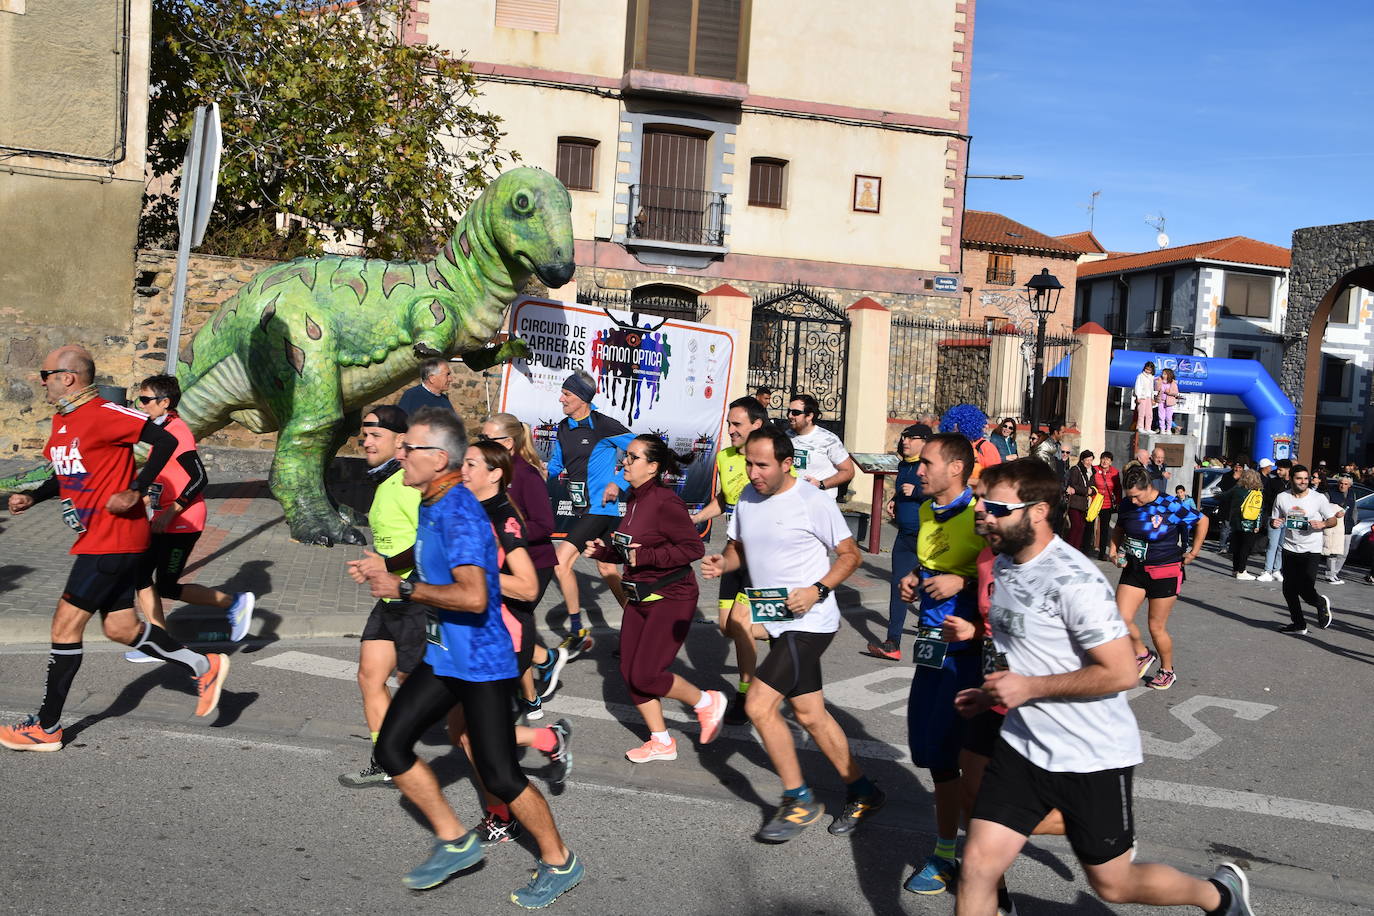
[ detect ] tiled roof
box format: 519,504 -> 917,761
1054,230 -> 1107,254
1078,237 -> 1291,278
962,211 -> 1081,256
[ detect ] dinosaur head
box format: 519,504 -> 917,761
483,167 -> 576,289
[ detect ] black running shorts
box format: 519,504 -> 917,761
961,709 -> 1006,758
718,561 -> 751,610
755,630 -> 835,698
360,598 -> 428,674
136,532 -> 202,600
1117,559 -> 1183,599
63,553 -> 141,615
973,737 -> 1135,866
558,513 -> 621,554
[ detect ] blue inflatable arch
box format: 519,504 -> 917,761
1107,350 -> 1297,462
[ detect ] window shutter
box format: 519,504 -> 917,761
748,158 -> 785,207
556,139 -> 597,191
495,0 -> 560,33
694,0 -> 743,80
644,0 -> 692,73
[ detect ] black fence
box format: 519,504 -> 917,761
628,184 -> 727,247
888,317 -> 1078,426
576,288 -> 708,323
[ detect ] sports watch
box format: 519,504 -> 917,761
812,582 -> 832,602
397,579 -> 415,601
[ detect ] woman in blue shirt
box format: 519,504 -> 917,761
868,423 -> 931,660
988,417 -> 1018,461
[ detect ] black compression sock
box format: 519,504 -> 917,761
132,622 -> 209,676
1204,878 -> 1231,915
38,643 -> 83,729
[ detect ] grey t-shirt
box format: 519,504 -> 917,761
989,537 -> 1142,773
1272,489 -> 1338,553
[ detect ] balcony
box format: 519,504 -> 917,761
628,184 -> 726,247
985,266 -> 1016,285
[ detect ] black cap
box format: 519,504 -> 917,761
901,423 -> 933,440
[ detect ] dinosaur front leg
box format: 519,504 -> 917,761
458,336 -> 531,371
269,412 -> 367,547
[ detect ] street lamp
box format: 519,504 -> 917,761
1025,268 -> 1064,437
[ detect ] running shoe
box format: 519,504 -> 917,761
1211,861 -> 1254,916
997,885 -> 1019,916
756,797 -> 823,843
1234,571 -> 1256,581
1364,574 -> 1374,585
227,591 -> 256,642
1146,668 -> 1176,690
193,653 -> 229,717
402,833 -> 483,890
1256,571 -> 1274,582
1135,648 -> 1157,679
904,855 -> 959,895
510,850 -> 584,909
557,628 -> 594,660
827,784 -> 886,835
536,646 -> 569,700
723,689 -> 750,726
476,811 -> 523,846
1325,575 -> 1344,586
545,718 -> 573,793
338,756 -> 392,789
625,736 -> 677,763
1316,595 -> 1333,629
0,714 -> 63,752
866,639 -> 901,661
124,649 -> 160,663
696,689 -> 727,745
1278,623 -> 1308,635
521,695 -> 544,722
1273,570 -> 1283,581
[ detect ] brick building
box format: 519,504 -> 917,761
959,211 -> 1081,334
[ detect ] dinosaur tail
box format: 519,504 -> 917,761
0,463 -> 55,494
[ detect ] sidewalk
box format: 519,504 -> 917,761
0,455 -> 900,646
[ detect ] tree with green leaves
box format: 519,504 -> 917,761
142,0 -> 515,260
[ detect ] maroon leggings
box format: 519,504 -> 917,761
619,593 -> 698,705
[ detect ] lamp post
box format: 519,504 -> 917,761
1025,268 -> 1064,437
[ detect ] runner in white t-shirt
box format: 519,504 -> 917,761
786,394 -> 855,499
952,459 -> 1255,916
1271,465 -> 1341,634
702,427 -> 881,844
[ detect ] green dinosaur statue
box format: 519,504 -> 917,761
0,167 -> 574,546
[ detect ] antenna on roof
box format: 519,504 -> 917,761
1078,190 -> 1101,231
1145,213 -> 1168,248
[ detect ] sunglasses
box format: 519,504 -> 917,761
1000,423 -> 1015,430
476,434 -> 512,442
788,409 -> 807,416
400,443 -> 445,455
623,453 -> 646,464
137,395 -> 167,405
39,369 -> 73,381
977,498 -> 1042,518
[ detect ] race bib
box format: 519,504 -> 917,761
981,640 -> 1009,677
59,497 -> 86,534
1123,536 -> 1148,561
568,481 -> 588,509
145,482 -> 164,519
746,587 -> 793,624
1284,513 -> 1308,531
424,610 -> 445,648
792,448 -> 809,470
914,626 -> 948,669
1240,517 -> 1259,532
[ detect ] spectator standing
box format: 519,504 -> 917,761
1257,459 -> 1291,581
1064,450 -> 1097,555
1228,469 -> 1264,580
868,423 -> 931,661
397,358 -> 457,416
1155,367 -> 1180,434
1146,446 -> 1171,494
1091,451 -> 1121,560
1324,473 -> 1359,584
987,418 -> 1019,461
1133,361 -> 1156,433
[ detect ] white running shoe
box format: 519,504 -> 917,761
1255,572 -> 1274,582
1235,571 -> 1256,581
124,649 -> 160,664
227,592 -> 256,642
1274,570 -> 1283,581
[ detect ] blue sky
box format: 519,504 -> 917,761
964,0 -> 1374,253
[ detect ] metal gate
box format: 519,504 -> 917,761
747,284 -> 850,435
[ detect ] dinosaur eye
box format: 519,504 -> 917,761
513,192 -> 533,215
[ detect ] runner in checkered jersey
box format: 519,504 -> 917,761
1106,465 -> 1209,691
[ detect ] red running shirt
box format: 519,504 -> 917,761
154,414 -> 207,534
46,398 -> 152,555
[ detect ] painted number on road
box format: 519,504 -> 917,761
1135,694 -> 1277,761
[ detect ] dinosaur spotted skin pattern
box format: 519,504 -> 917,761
168,167 -> 574,546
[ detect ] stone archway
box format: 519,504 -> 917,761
1283,220 -> 1374,465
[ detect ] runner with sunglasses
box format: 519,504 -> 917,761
1107,465 -> 1208,691
585,434 -> 726,762
786,394 -> 855,498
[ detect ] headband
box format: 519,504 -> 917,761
562,373 -> 596,404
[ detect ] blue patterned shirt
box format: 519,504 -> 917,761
1118,492 -> 1200,566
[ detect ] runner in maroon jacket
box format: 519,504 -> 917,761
584,434 -> 727,763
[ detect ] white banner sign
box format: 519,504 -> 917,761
499,297 -> 737,511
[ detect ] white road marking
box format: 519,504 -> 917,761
252,649 -> 398,687
575,781 -> 719,808
1139,695 -> 1277,761
1135,779 -> 1374,832
148,729 -> 331,757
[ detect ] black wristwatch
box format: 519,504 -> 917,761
813,582 -> 832,601
397,579 -> 415,601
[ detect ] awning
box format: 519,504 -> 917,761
1046,353 -> 1072,379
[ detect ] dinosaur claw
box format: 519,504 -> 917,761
413,341 -> 442,359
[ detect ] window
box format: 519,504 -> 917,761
1229,346 -> 1260,362
555,138 -> 597,191
1329,286 -> 1360,325
748,158 -> 785,207
1320,356 -> 1348,399
495,0 -> 559,32
1223,273 -> 1272,318
626,0 -> 750,83
986,253 -> 1014,286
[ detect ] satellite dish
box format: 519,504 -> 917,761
1156,232 -> 1169,248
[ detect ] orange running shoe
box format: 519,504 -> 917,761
695,690 -> 727,745
0,715 -> 63,752
194,653 -> 230,717
625,736 -> 677,763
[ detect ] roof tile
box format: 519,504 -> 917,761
1078,237 -> 1290,278
962,211 -> 1081,256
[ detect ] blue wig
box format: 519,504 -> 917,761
940,403 -> 989,442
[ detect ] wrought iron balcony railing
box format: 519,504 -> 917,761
628,184 -> 726,247
985,266 -> 1016,286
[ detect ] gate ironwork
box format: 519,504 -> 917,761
576,288 -> 708,323
747,283 -> 850,436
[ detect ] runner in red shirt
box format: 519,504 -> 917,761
0,346 -> 230,753
127,374 -> 255,663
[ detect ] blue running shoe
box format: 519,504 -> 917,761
402,832 -> 483,890
511,850 -> 585,908
903,855 -> 959,895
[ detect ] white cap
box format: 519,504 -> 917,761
1258,457 -> 1274,468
